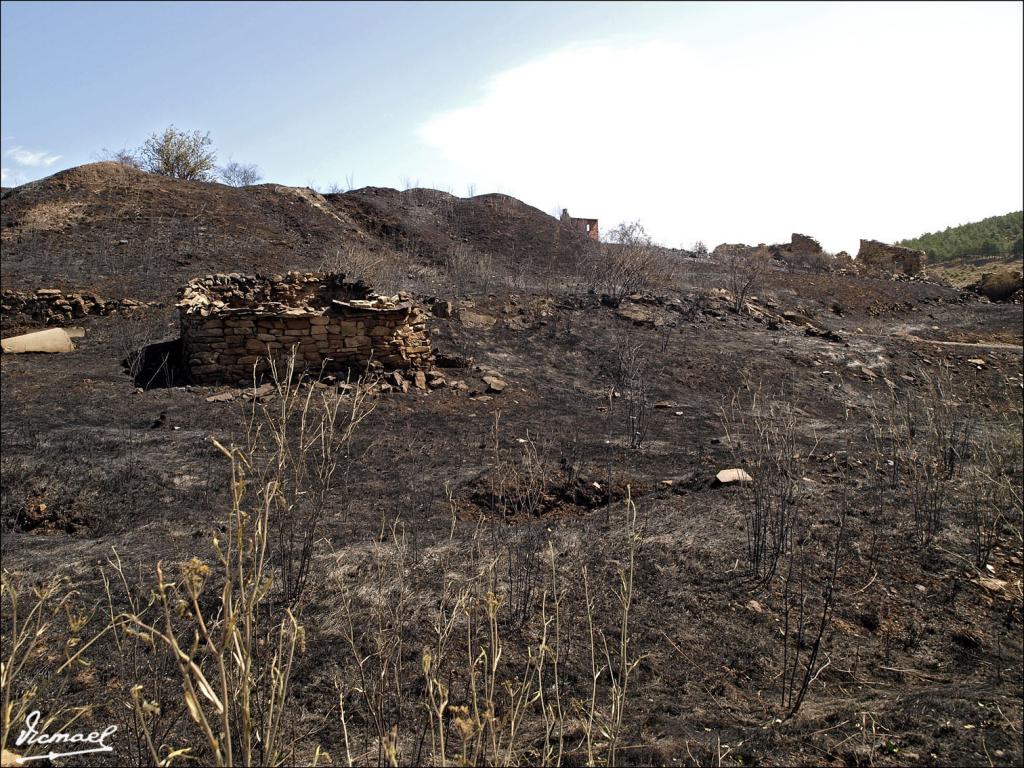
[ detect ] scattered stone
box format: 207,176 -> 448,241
973,576 -> 1010,597
782,310 -> 811,325
859,366 -> 878,379
967,357 -> 986,367
746,599 -> 763,614
206,390 -> 238,402
615,304 -> 655,326
470,394 -> 492,403
389,371 -> 409,393
242,383 -> 276,401
715,468 -> 753,485
483,376 -> 507,393
805,326 -> 844,343
459,309 -> 496,329
413,371 -> 427,390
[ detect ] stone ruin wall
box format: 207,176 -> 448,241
788,233 -> 823,254
179,272 -> 432,385
712,242 -> 770,259
857,239 -> 924,275
1,288 -> 150,329
560,209 -> 600,242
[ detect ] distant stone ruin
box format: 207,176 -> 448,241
857,239 -> 924,275
178,272 -> 432,384
787,233 -> 823,254
712,242 -> 770,259
769,233 -> 824,260
560,209 -> 599,241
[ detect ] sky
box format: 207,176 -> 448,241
1,1 -> 1022,253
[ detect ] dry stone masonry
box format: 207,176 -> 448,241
560,209 -> 600,241
1,288 -> 150,329
787,233 -> 823,254
857,239 -> 924,275
178,272 -> 432,384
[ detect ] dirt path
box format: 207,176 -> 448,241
895,332 -> 1024,352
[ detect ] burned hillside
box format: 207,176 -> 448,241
1,164 -> 1022,767
0,163 -> 594,302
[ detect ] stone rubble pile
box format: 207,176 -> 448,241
1,288 -> 151,327
202,362 -> 511,403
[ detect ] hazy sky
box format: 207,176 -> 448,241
2,1 -> 1022,253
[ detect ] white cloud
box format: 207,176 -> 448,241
418,8 -> 1023,253
0,166 -> 27,187
5,146 -> 62,167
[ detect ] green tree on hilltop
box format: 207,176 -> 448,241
899,211 -> 1023,263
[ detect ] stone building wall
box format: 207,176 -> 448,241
560,209 -> 600,241
789,233 -> 823,254
857,239 -> 924,275
179,272 -> 432,384
712,242 -> 770,259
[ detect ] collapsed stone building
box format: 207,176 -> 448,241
769,233 -> 824,260
712,234 -> 924,277
178,272 -> 432,384
857,239 -> 924,275
786,233 -> 823,255
560,209 -> 599,242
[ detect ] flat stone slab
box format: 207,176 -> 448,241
1,327 -> 77,353
715,468 -> 753,485
483,375 -> 507,393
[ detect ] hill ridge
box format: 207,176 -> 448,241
0,162 -> 590,301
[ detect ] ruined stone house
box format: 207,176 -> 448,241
856,239 -> 924,275
788,233 -> 823,255
178,272 -> 432,384
560,209 -> 599,242
769,233 -> 824,261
